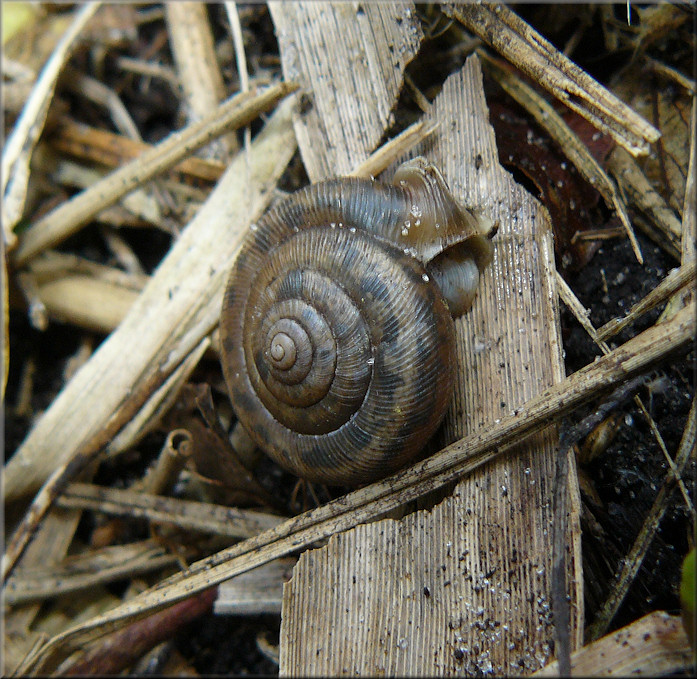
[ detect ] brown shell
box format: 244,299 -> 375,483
219,159 -> 493,485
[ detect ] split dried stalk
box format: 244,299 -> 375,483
443,2 -> 660,156
56,482 -> 284,539
13,82 -> 296,264
21,302 -> 694,674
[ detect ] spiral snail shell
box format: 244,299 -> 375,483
220,157 -> 494,485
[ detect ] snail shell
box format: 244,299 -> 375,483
220,157 -> 494,485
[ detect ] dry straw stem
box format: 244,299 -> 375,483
597,261 -> 696,340
12,82 -> 296,265
165,2 -> 236,159
5,540 -> 183,607
3,94 -> 298,510
27,250 -> 149,291
533,611 -> 693,677
35,276 -> 139,335
349,120 -> 439,179
607,146 -> 682,261
136,428 -> 193,495
2,3 -> 100,244
443,3 -> 660,157
478,49 -> 643,264
56,482 -> 284,540
106,338 -> 210,460
20,301 -> 695,675
681,102 -> 696,265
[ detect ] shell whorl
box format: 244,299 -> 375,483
219,158 -> 494,485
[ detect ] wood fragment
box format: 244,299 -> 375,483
56,588 -> 217,676
533,611 -> 693,677
21,300 -> 694,675
37,255 -> 88,298
443,3 -> 660,157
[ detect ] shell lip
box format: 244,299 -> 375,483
392,156 -> 497,266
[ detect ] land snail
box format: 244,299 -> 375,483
220,157 -> 496,486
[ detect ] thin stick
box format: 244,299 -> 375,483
350,120 -> 439,179
597,262 -> 696,340
552,375 -> 649,676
